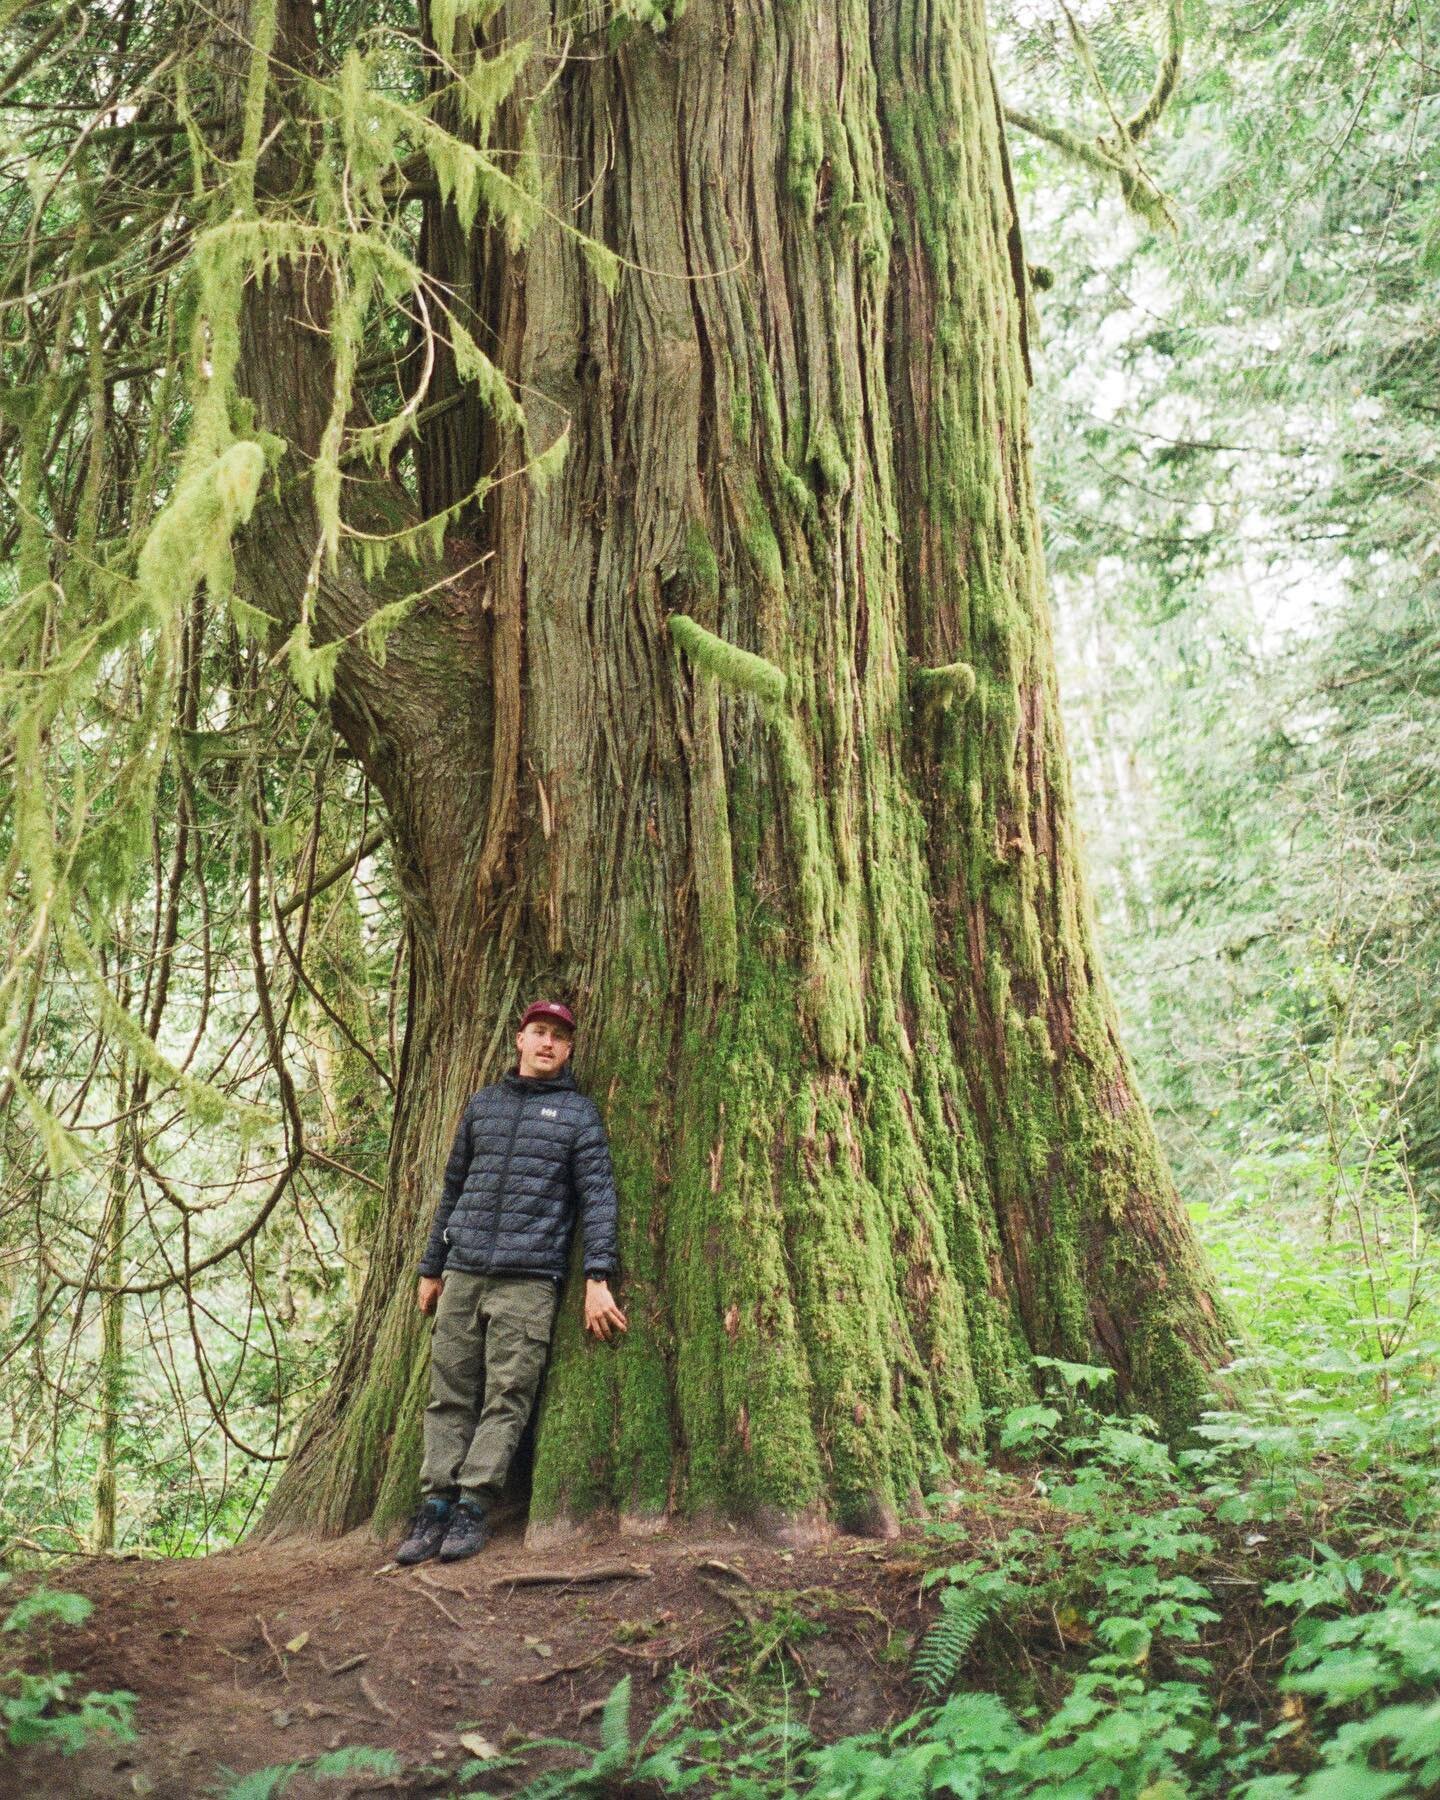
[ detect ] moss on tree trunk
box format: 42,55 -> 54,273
247,0 -> 1232,1543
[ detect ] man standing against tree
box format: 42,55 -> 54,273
395,1001 -> 628,1565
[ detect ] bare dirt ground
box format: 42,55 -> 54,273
2,1509 -> 941,1799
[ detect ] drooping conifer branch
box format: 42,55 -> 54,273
1000,0 -> 1182,230
1124,0 -> 1184,145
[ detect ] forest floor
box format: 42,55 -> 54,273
3,1505 -> 962,1799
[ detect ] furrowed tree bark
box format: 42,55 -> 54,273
240,0 -> 1233,1543
874,19 -> 1228,1435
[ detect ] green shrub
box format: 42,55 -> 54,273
0,1579 -> 136,1756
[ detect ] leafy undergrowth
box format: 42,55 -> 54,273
465,1346 -> 1440,1800
0,1580 -> 135,1758
7,1279 -> 1438,1799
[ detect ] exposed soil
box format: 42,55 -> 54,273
2,1509 -> 946,1799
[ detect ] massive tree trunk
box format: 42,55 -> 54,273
246,0 -> 1231,1542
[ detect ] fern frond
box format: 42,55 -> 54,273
599,1673 -> 633,1756
913,1584 -> 1000,1697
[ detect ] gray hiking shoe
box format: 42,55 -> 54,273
438,1501 -> 489,1563
396,1497 -> 452,1566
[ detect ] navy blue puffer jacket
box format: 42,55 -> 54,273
417,1067 -> 619,1282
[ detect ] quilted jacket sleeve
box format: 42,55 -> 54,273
571,1102 -> 619,1280
418,1099 -> 472,1276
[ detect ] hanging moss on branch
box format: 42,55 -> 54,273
135,440 -> 267,618
999,0 -> 1184,231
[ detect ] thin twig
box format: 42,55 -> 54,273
275,825 -> 386,918
256,1615 -> 290,1683
517,1649 -> 607,1685
417,1567 -> 473,1603
359,1674 -> 395,1719
413,1583 -> 464,1628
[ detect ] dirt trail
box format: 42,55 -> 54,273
3,1513 -> 931,1797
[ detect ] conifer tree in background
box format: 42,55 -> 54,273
996,0 -> 1440,1214
0,0 -> 1232,1543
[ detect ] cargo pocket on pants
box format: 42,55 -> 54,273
522,1306 -> 556,1350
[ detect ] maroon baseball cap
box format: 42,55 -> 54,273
520,1000 -> 576,1033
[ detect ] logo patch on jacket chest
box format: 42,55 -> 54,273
540,1106 -> 558,1119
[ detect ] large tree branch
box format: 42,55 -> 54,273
1000,0 -> 1182,229
1002,104 -> 1175,231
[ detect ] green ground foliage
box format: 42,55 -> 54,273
0,1579 -> 135,1757
478,1297 -> 1440,1797
231,1255 -> 1436,1795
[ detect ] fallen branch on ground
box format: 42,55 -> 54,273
695,1558 -> 750,1584
491,1562 -> 651,1590
322,1652 -> 368,1677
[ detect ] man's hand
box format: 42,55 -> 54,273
417,1275 -> 445,1315
584,1279 -> 628,1342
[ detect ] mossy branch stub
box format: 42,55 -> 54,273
912,660 -> 978,712
668,614 -> 788,712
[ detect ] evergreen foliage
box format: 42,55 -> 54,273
0,0 -> 553,1549
1000,0 -> 1440,1216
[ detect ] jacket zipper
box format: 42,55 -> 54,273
485,1089 -> 526,1271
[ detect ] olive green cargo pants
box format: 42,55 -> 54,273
419,1271 -> 558,1508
